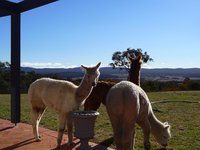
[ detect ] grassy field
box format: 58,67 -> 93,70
0,91 -> 200,150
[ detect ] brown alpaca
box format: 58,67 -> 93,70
128,54 -> 142,86
84,54 -> 142,111
84,81 -> 115,110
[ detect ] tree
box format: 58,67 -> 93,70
0,61 -> 10,93
109,48 -> 153,71
109,48 -> 153,85
0,61 -> 10,72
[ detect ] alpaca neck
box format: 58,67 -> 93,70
148,111 -> 164,135
129,68 -> 141,86
76,75 -> 93,105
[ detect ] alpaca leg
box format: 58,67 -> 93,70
113,122 -> 134,150
57,113 -> 67,148
138,119 -> 151,150
114,132 -> 123,150
37,108 -> 46,123
110,119 -> 123,150
130,127 -> 136,150
66,116 -> 73,146
132,129 -> 136,150
31,108 -> 41,141
122,125 -> 135,150
36,108 -> 46,139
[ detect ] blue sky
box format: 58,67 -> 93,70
0,0 -> 200,68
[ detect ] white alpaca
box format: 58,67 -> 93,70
28,62 -> 101,148
106,81 -> 171,150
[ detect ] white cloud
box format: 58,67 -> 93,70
21,62 -> 74,68
21,62 -> 109,69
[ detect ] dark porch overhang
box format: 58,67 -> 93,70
0,0 -> 58,17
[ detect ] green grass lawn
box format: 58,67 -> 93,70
0,91 -> 200,150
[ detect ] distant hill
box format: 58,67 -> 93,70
141,68 -> 200,81
21,67 -> 127,79
21,67 -> 200,81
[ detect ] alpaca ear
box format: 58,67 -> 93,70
127,53 -> 135,62
165,125 -> 170,129
95,62 -> 101,69
137,54 -> 143,63
128,56 -> 134,62
81,65 -> 88,70
164,122 -> 169,125
164,122 -> 171,130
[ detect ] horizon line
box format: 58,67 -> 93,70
20,66 -> 200,69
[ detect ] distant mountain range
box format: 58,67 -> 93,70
21,67 -> 200,82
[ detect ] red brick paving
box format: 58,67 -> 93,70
0,118 -> 113,150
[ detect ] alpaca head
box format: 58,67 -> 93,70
129,54 -> 143,70
81,62 -> 101,87
154,122 -> 171,148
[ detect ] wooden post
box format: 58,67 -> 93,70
11,13 -> 21,124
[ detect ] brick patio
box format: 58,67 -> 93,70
0,118 -> 113,150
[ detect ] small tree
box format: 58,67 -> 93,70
109,48 -> 153,71
109,48 -> 153,85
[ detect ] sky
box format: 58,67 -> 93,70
0,0 -> 200,68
